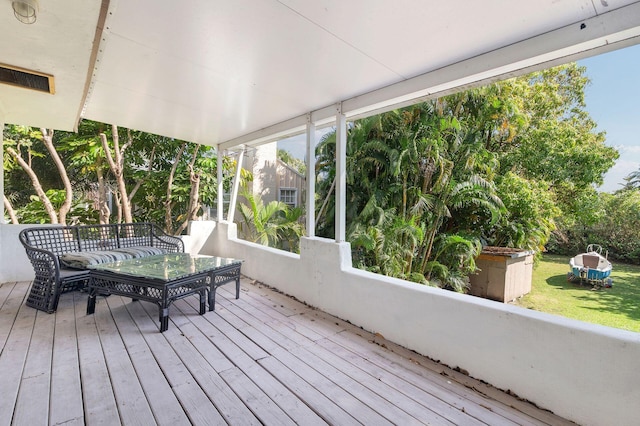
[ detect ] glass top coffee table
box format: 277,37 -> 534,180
86,253 -> 243,332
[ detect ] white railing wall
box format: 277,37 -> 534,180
0,224 -> 40,283
193,220 -> 640,426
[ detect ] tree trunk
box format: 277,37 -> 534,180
420,226 -> 439,278
175,163 -> 201,236
3,196 -> 19,224
316,175 -> 336,227
402,172 -> 407,219
41,129 -> 73,225
113,194 -> 122,223
96,163 -> 110,224
176,146 -> 201,235
128,145 -> 156,202
164,143 -> 187,234
101,126 -> 132,223
6,146 -> 58,224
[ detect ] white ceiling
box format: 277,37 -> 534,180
1,0 -> 640,148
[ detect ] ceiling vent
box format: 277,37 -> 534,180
0,64 -> 54,94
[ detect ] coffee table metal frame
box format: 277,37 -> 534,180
86,255 -> 242,332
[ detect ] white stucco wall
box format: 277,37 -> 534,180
0,224 -> 39,283
198,220 -> 640,426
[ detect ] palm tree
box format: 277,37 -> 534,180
422,233 -> 482,292
624,169 -> 640,189
315,102 -> 504,289
237,190 -> 305,252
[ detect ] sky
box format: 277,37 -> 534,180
578,43 -> 640,192
279,44 -> 640,193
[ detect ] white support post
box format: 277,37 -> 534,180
227,145 -> 245,222
335,104 -> 346,243
216,146 -> 224,222
305,114 -> 316,237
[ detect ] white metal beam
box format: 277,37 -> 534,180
227,146 -> 245,222
342,1 -> 640,118
216,147 -> 224,222
218,115 -> 307,150
335,105 -> 346,243
217,2 -> 640,150
305,115 -> 316,237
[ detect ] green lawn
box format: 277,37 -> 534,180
512,254 -> 640,333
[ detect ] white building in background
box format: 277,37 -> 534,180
223,143 -> 306,220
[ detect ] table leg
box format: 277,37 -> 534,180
199,289 -> 206,315
159,307 -> 169,332
209,287 -> 216,311
87,287 -> 97,315
235,276 -> 240,299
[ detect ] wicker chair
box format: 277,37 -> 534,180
19,223 -> 184,313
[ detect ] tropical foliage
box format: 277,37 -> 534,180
4,126 -> 74,224
548,189 -> 640,265
237,190 -> 304,252
3,120 -> 241,233
278,149 -> 306,175
315,63 -> 618,291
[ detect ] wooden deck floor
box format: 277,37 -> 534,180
0,278 -> 574,426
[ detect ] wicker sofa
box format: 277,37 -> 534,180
19,222 -> 184,313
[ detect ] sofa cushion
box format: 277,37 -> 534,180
112,246 -> 167,258
60,250 -> 134,269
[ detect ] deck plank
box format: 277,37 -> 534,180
225,284 -> 506,424
289,344 -> 438,426
92,296 -> 158,425
138,300 -> 263,425
217,289 -> 319,348
13,310 -> 54,426
258,355 -> 361,425
215,288 -> 451,424
223,289 -> 332,341
0,281 -> 17,309
104,295 -> 191,426
308,342 -> 472,425
218,286 -> 486,424
223,289 -> 463,425
217,280 -> 565,425
0,279 -> 573,426
50,293 -> 85,426
0,299 -> 37,426
225,282 -> 496,424
0,282 -> 26,353
74,293 -> 122,426
269,346 -> 396,425
325,324 -> 553,426
214,288 -> 317,350
215,288 -> 463,425
174,298 -> 327,425
176,298 -> 317,424
218,366 -> 298,426
219,283 -> 346,339
124,299 -> 228,425
319,337 -> 512,425
233,281 -> 569,425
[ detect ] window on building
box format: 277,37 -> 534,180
279,188 -> 297,207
